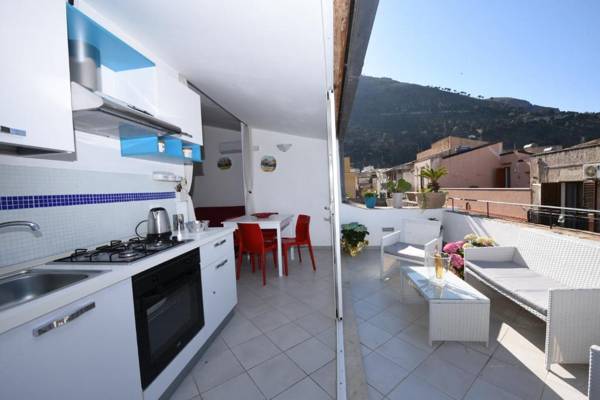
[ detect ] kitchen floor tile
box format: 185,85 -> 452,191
265,322 -> 312,351
315,327 -> 336,351
230,334 -> 281,369
294,312 -> 334,336
168,373 -> 199,400
248,354 -> 306,399
275,301 -> 314,321
250,309 -> 291,333
191,348 -> 245,393
272,377 -> 331,400
220,314 -> 262,347
201,373 -> 265,400
285,337 -> 335,374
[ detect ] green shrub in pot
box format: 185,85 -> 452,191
341,222 -> 369,256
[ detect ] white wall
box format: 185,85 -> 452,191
341,204 -> 444,246
246,128 -> 331,246
192,127 -> 244,207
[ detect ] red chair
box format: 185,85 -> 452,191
282,215 -> 316,275
236,223 -> 278,286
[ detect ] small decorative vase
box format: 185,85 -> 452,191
365,197 -> 376,208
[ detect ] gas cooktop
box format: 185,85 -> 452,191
52,237 -> 192,264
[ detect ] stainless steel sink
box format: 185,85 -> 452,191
0,269 -> 104,311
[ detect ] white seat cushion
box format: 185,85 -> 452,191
467,260 -> 568,315
383,242 -> 425,263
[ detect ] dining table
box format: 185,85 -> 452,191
222,213 -> 294,277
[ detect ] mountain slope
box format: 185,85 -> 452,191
343,76 -> 600,168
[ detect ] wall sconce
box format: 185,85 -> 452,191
276,143 -> 292,152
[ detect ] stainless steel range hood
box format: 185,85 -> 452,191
71,82 -> 182,138
69,40 -> 183,138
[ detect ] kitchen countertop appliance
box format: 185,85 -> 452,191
146,207 -> 171,242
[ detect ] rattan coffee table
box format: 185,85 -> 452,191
400,266 -> 490,346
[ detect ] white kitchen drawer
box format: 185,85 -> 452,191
202,255 -> 237,336
200,234 -> 233,268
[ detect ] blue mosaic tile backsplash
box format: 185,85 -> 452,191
0,192 -> 175,210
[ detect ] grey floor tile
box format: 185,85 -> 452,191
251,309 -> 292,333
367,385 -> 384,400
310,360 -> 336,398
387,374 -> 453,400
191,348 -> 245,393
231,334 -> 282,369
375,336 -> 429,371
221,314 -> 262,347
433,342 -> 490,375
265,322 -> 313,351
479,358 -> 546,400
275,301 -> 314,320
168,373 -> 199,400
248,353 -> 306,399
315,327 -> 337,351
413,355 -> 477,400
464,379 -> 521,400
201,373 -> 265,400
354,300 -> 385,320
396,323 -> 437,353
358,321 -> 392,350
272,377 -> 331,400
362,351 -> 410,395
198,336 -> 229,364
295,312 -> 334,336
285,337 -> 335,374
368,310 -> 412,336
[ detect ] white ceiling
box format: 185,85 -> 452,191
83,0 -> 330,139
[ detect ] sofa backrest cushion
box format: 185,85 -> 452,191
515,228 -> 600,288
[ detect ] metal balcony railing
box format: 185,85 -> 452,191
447,196 -> 600,234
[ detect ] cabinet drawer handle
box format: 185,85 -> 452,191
215,259 -> 228,269
214,239 -> 227,248
32,302 -> 95,337
0,125 -> 26,137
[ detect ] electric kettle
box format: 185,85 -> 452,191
146,207 -> 171,241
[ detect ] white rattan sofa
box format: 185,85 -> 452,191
464,229 -> 600,370
380,217 -> 442,280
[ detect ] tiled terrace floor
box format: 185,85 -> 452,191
168,248 -> 337,400
345,249 -> 589,400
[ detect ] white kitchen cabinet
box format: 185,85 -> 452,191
0,280 -> 142,400
201,234 -> 237,335
156,68 -> 203,146
0,1 -> 75,153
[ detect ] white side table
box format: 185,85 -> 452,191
401,266 -> 490,346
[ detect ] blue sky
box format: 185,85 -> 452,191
362,0 -> 600,112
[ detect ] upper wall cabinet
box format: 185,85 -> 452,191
156,69 -> 203,146
0,1 -> 75,153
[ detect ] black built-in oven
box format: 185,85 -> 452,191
132,248 -> 204,389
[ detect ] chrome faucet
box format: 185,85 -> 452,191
0,221 -> 41,231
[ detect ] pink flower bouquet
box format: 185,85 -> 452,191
442,234 -> 495,279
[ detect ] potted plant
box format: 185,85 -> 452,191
387,178 -> 412,208
341,222 -> 369,256
363,190 -> 377,208
417,166 -> 448,209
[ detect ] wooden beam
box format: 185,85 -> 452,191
333,0 -> 352,126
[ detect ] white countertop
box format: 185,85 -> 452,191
0,227 -> 235,335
